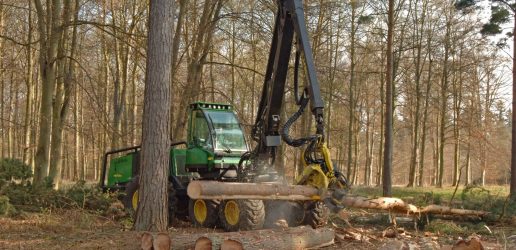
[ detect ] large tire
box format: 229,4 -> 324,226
188,199 -> 219,228
219,199 -> 265,232
264,201 -> 304,228
123,176 -> 177,226
168,184 -> 178,226
304,201 -> 329,228
123,177 -> 139,211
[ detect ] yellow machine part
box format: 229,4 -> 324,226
296,141 -> 347,192
132,190 -> 139,209
224,200 -> 240,226
193,200 -> 208,223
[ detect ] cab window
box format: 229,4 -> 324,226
190,110 -> 212,148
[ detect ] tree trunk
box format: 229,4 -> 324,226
49,0 -> 78,189
510,15 -> 516,198
408,0 -> 427,187
347,1 -> 357,182
34,0 -> 63,183
133,0 -> 174,232
419,56 -> 433,187
383,0 -> 394,197
465,144 -> 471,185
0,4 -> 4,159
23,0 -> 34,165
438,10 -> 452,188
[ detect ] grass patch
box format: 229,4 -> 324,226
352,186 -> 508,206
425,219 -> 465,234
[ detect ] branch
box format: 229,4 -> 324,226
0,34 -> 39,47
204,61 -> 265,77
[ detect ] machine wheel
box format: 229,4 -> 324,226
168,184 -> 178,226
123,176 -> 178,226
219,199 -> 265,232
188,199 -> 219,228
123,177 -> 140,211
304,201 -> 329,228
264,201 -> 304,228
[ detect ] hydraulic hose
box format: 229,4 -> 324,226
280,96 -> 318,147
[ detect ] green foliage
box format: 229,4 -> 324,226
490,6 -> 511,24
482,22 -> 503,35
0,195 -> 16,216
65,181 -> 113,211
358,15 -> 373,25
455,0 -> 477,10
0,179 -> 118,216
460,185 -> 497,212
0,158 -> 32,184
425,219 -> 465,234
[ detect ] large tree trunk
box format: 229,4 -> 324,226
408,0 -> 427,187
133,0 -> 173,232
510,16 -> 516,198
0,4 -> 4,159
347,1 -> 357,182
438,10 -> 452,188
49,0 -> 78,189
383,0 -> 394,197
34,0 -> 64,183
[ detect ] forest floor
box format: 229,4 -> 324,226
1,186 -> 515,249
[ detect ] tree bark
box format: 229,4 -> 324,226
383,0 -> 394,197
438,9 -> 452,188
510,14 -> 516,198
23,0 -> 34,165
34,0 -> 64,183
134,0 -> 174,232
49,0 -> 78,189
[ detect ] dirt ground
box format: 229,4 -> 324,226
1,209 -> 514,250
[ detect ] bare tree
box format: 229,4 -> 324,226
383,0 -> 394,197
133,0 -> 174,231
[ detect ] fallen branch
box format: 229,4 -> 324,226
339,196 -> 419,214
419,204 -> 488,217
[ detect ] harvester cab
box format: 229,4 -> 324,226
184,102 -> 248,180
99,102 -> 247,217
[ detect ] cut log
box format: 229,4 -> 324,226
187,181 -> 320,201
419,205 -> 488,217
178,226 -> 334,250
339,196 -> 419,214
187,181 -> 488,217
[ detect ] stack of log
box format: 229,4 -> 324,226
191,226 -> 334,250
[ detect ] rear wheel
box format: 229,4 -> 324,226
219,199 -> 265,231
123,177 -> 177,226
123,177 -> 139,211
304,201 -> 329,228
188,199 -> 219,228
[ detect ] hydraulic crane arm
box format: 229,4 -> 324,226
239,1 -> 349,212
252,0 -> 325,162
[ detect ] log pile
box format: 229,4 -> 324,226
166,226 -> 335,250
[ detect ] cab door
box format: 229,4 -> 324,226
185,110 -> 214,172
